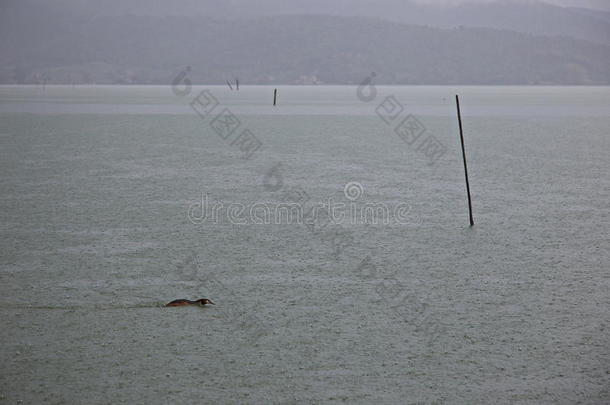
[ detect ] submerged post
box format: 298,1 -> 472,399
456,95 -> 474,226
273,88 -> 277,106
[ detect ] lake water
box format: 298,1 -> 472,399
0,85 -> 608,404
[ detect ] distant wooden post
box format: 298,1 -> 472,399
456,95 -> 474,226
273,88 -> 277,106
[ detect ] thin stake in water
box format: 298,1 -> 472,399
456,95 -> 474,226
273,88 -> 277,106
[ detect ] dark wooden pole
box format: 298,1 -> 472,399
273,88 -> 277,106
456,95 -> 474,226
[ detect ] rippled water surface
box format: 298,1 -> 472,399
1,85 -> 608,404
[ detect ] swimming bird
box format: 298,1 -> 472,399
165,298 -> 215,307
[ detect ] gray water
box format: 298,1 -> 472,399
0,85 -> 608,404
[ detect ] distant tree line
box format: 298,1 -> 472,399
1,12 -> 609,85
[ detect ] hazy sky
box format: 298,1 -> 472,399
17,0 -> 610,12
412,0 -> 610,10
1,0 -> 609,84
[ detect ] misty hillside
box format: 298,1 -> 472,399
4,0 -> 609,45
1,12 -> 609,85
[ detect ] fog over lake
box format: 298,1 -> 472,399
1,1 -> 609,404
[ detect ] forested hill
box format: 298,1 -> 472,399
1,12 -> 609,85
